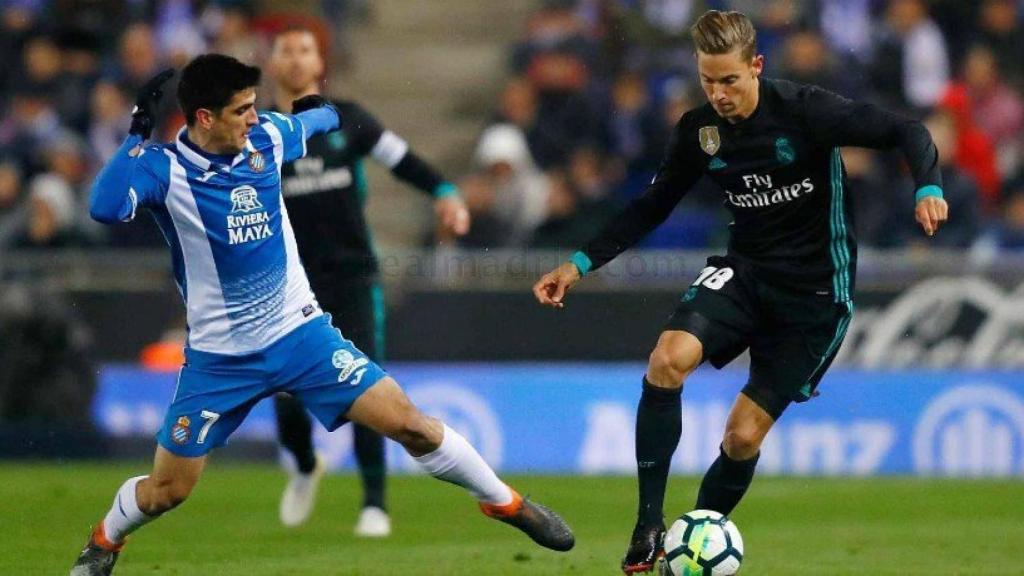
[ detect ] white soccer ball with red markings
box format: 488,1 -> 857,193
659,510 -> 743,576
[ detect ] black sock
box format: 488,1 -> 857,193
695,445 -> 759,516
635,377 -> 682,527
354,423 -> 387,510
274,393 -> 317,474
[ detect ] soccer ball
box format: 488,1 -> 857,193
658,510 -> 743,576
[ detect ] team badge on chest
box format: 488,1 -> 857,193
248,150 -> 265,172
775,137 -> 795,165
699,126 -> 721,155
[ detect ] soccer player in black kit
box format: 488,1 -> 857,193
534,10 -> 948,574
268,27 -> 470,535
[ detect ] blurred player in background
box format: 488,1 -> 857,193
72,53 -> 571,576
533,9 -> 947,574
266,26 -> 470,535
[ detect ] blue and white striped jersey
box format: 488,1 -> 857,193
91,108 -> 342,355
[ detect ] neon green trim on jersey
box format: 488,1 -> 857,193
371,282 -> 386,362
570,251 -> 592,276
803,300 -> 854,396
433,182 -> 459,198
915,184 -> 944,202
828,148 -> 852,303
354,160 -> 369,206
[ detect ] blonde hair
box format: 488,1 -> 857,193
690,10 -> 757,61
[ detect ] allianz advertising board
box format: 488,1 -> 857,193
95,363 -> 1024,477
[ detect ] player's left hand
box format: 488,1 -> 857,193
915,195 -> 948,237
130,68 -> 175,140
435,195 -> 470,237
291,94 -> 341,128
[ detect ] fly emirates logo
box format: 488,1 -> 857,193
227,185 -> 273,245
726,173 -> 814,209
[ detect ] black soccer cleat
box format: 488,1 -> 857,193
621,521 -> 666,574
480,489 -> 575,551
70,525 -> 122,576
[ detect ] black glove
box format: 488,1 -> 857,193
130,68 -> 175,140
291,94 -> 331,113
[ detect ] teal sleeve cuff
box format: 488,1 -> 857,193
433,182 -> 459,199
569,251 -> 593,276
915,185 -> 943,202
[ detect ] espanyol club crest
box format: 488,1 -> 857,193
229,185 -> 263,213
699,126 -> 721,155
248,150 -> 265,172
171,416 -> 191,445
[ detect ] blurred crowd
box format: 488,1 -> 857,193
3,0 -> 1024,255
459,0 -> 1024,255
0,0 -> 364,249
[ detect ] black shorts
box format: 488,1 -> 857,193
666,255 -> 853,413
311,279 -> 386,363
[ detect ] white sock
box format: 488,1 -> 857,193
102,475 -> 155,544
413,424 -> 513,506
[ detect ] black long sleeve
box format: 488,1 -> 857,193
342,101 -> 451,197
577,116 -> 703,272
390,150 -> 446,196
802,85 -> 942,193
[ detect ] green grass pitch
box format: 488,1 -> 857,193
2,462 -> 1022,575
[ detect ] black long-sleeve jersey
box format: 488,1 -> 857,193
576,78 -> 942,301
280,99 -> 449,285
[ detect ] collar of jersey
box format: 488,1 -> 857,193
175,127 -> 255,173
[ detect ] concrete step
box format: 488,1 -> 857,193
318,0 -> 539,247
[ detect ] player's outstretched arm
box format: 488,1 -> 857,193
533,117 -> 700,309
802,85 -> 949,237
90,68 -> 175,224
291,94 -> 342,137
533,260 -> 583,309
341,101 -> 470,237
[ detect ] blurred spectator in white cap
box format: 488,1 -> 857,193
468,123 -> 552,246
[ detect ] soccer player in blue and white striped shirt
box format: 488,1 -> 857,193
71,54 -> 573,576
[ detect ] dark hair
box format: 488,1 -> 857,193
691,10 -> 757,61
177,54 -> 261,125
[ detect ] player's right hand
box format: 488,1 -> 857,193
915,195 -> 948,237
291,94 -> 331,113
533,262 -> 582,309
129,68 -> 175,140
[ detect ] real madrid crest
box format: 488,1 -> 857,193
699,126 -> 721,156
248,150 -> 265,172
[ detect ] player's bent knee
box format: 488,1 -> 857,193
722,428 -> 762,461
647,343 -> 699,389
